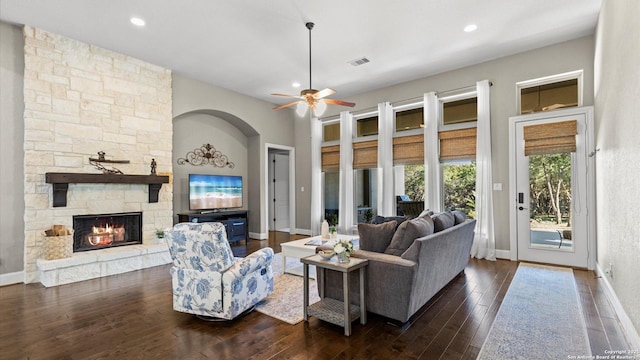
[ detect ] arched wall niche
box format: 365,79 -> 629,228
172,109 -> 259,227
172,74 -> 297,239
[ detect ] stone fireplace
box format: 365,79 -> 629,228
73,212 -> 143,252
22,26 -> 174,285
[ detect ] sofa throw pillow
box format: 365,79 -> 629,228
384,215 -> 435,256
418,209 -> 434,218
452,210 -> 466,225
374,215 -> 407,231
358,221 -> 396,253
432,212 -> 455,232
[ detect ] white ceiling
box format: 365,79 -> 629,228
0,0 -> 601,106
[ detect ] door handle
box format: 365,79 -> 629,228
518,206 -> 528,211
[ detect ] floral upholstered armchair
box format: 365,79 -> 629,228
165,222 -> 274,320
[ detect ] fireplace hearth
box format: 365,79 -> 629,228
73,212 -> 142,252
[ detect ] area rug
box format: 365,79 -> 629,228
255,253 -> 320,325
477,262 -> 591,359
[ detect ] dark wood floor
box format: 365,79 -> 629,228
0,232 -> 630,359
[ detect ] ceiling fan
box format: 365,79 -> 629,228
272,22 -> 355,117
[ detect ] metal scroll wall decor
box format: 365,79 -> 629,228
177,143 -> 235,168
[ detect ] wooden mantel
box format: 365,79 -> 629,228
45,172 -> 170,207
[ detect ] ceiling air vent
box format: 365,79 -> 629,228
348,57 -> 370,67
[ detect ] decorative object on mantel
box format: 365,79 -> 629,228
89,151 -> 130,174
177,143 -> 235,168
43,225 -> 73,260
150,158 -> 157,175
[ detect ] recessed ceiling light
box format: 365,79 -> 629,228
464,24 -> 477,32
292,82 -> 301,88
130,17 -> 146,27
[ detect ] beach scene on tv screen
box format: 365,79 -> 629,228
190,175 -> 242,210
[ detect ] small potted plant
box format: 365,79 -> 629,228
364,209 -> 374,224
155,229 -> 165,243
329,225 -> 337,239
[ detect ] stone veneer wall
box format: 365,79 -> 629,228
22,26 -> 173,283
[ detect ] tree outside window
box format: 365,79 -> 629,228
403,164 -> 424,201
443,161 -> 476,218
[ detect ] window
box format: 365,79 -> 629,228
439,91 -> 477,217
395,107 -> 423,132
402,164 -> 424,202
393,164 -> 425,217
323,122 -> 340,142
516,70 -> 583,115
443,161 -> 476,218
356,115 -> 378,137
323,171 -> 339,225
443,97 -> 477,125
520,79 -> 578,115
354,169 -> 378,223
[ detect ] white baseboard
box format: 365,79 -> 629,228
249,232 -> 268,240
495,249 -> 511,260
294,228 -> 312,236
0,271 -> 24,286
596,262 -> 640,350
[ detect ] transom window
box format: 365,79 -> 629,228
356,115 -> 378,137
516,70 -> 583,115
395,107 -> 423,132
323,122 -> 340,142
520,79 -> 578,114
443,97 -> 477,126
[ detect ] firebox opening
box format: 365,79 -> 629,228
73,212 -> 142,252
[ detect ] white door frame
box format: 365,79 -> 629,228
508,106 -> 596,269
264,143 -> 296,235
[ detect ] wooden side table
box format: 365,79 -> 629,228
301,254 -> 368,336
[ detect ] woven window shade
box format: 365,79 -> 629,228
439,128 -> 477,161
353,140 -> 378,169
524,120 -> 577,156
321,145 -> 340,171
393,134 -> 424,165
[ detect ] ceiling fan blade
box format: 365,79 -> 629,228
271,93 -> 303,99
313,88 -> 336,99
273,100 -> 302,110
322,98 -> 356,107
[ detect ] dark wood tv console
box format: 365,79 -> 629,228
177,210 -> 248,244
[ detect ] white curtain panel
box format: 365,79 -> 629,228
378,102 -> 395,216
310,117 -> 322,236
471,80 -> 497,260
423,92 -> 442,213
338,111 -> 354,234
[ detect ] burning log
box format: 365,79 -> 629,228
86,224 -> 125,246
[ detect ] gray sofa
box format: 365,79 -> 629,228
321,212 -> 476,324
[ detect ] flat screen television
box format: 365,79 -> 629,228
189,174 -> 243,212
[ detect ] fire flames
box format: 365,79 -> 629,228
86,224 -> 125,246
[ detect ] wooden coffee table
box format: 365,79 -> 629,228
280,235 -> 358,277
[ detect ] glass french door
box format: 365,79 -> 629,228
512,110 -> 591,268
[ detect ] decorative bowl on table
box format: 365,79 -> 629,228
318,249 -> 335,260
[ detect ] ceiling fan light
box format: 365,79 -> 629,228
296,102 -> 308,117
314,101 -> 327,117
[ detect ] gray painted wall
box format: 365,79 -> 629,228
594,0 -> 640,337
295,36 -> 595,252
0,21 -> 25,276
172,113 -> 248,219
